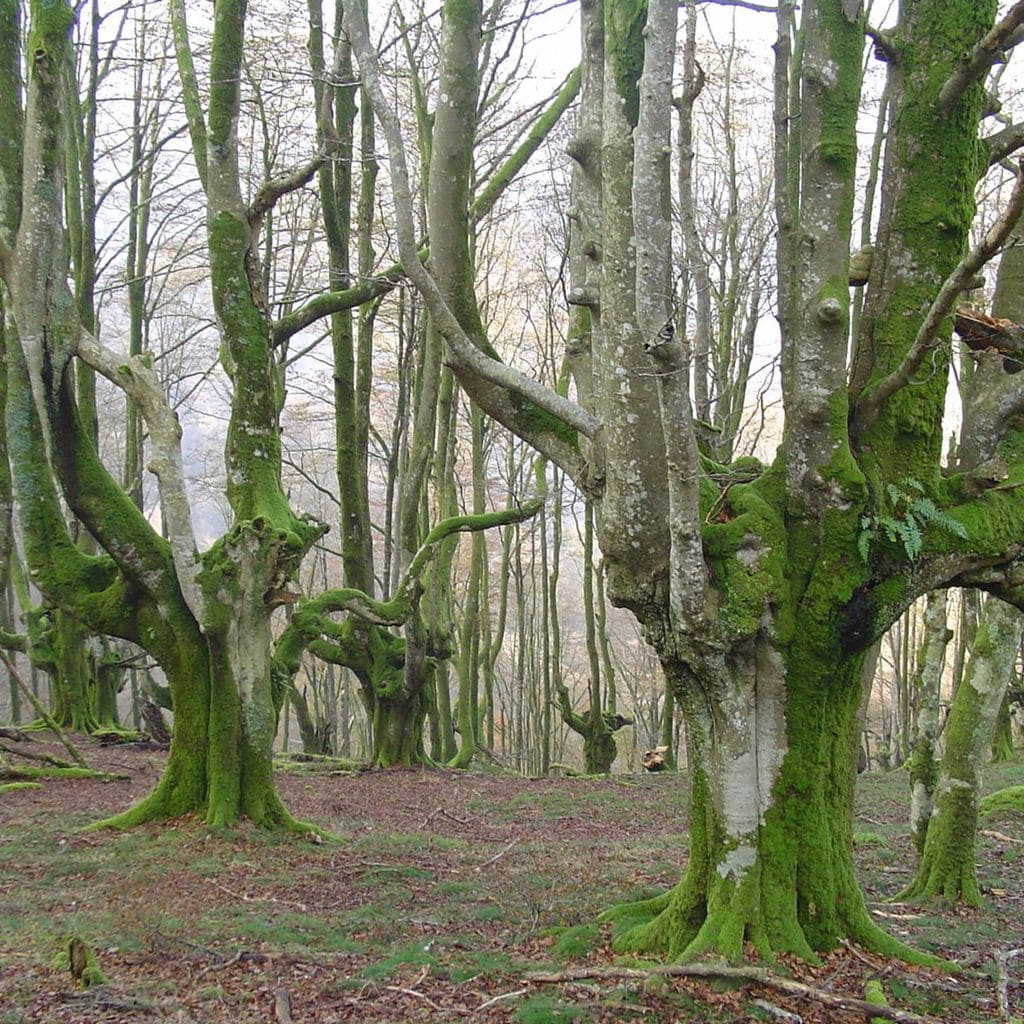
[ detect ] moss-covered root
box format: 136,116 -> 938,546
52,934 -> 107,989
980,785 -> 1024,816
864,979 -> 890,1024
0,781 -> 44,794
91,772 -> 327,838
601,865 -> 942,967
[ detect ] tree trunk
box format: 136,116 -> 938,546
605,631 -> 926,963
907,592 -> 951,854
900,596 -> 1018,904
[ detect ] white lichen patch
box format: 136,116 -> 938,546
718,843 -> 757,879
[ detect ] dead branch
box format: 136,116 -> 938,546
525,964 -> 938,1024
476,837 -> 520,872
473,987 -> 530,1012
384,985 -> 450,1013
996,947 -> 1023,1021
0,740 -> 74,768
0,650 -> 89,768
210,880 -> 307,912
752,999 -> 803,1022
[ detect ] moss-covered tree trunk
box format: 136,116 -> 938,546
907,591 -> 952,854
991,694 -> 1016,762
900,595 -> 1017,904
608,633 -> 902,961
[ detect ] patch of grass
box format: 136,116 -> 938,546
231,911 -> 363,952
853,831 -> 888,847
513,994 -> 589,1023
446,949 -> 515,983
473,903 -> 504,922
361,940 -> 438,980
433,879 -> 478,897
553,923 -> 600,959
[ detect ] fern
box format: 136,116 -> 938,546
858,484 -> 967,562
895,517 -> 923,560
909,497 -> 967,538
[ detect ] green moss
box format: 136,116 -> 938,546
605,0 -> 645,129
816,4 -> 862,179
980,785 -> 1024,816
51,933 -> 106,989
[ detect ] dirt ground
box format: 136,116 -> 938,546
0,739 -> 1022,1024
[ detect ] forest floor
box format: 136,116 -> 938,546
0,740 -> 1022,1024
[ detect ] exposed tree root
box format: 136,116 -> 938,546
525,964 -> 938,1024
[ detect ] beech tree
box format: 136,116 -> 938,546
346,0 -> 1024,963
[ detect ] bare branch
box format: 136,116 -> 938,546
248,154 -> 325,226
526,964 -> 937,1024
854,161 -> 1024,435
937,1 -> 1024,114
985,121 -> 1024,167
696,0 -> 777,12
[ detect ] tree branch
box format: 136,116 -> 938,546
343,3 -> 601,449
525,965 -> 936,1024
985,121 -> 1024,167
854,160 -> 1024,435
249,154 -> 325,226
470,66 -> 580,224
76,330 -> 204,623
272,262 -> 410,345
937,1 -> 1024,114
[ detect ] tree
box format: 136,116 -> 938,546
347,0 -> 1024,962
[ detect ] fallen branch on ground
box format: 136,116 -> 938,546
525,964 -> 938,1024
0,650 -> 89,768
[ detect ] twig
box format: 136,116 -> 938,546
0,650 -> 89,768
752,999 -> 803,1022
981,829 -> 1023,844
210,880 -> 307,912
384,985 -> 450,1013
476,837 -> 520,872
995,947 -> 1024,1021
196,950 -> 245,978
474,987 -> 530,1012
525,965 -> 938,1024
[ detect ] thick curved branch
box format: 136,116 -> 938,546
275,502 -> 542,688
854,161 -> 1024,435
76,330 -> 203,623
272,261 -> 410,345
168,0 -> 207,192
343,4 -> 600,447
470,66 -> 580,224
937,1 -> 1024,114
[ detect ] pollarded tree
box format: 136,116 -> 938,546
348,0 -> 1024,962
